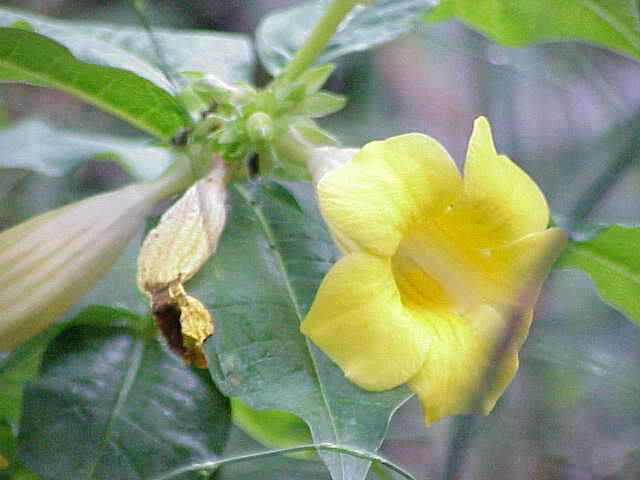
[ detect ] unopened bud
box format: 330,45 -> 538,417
246,111 -> 274,142
0,158 -> 190,351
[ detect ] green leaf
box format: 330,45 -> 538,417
0,7 -> 254,90
0,170 -> 26,205
0,307 -> 140,480
426,0 -> 640,61
293,91 -> 347,117
216,454 -> 330,480
18,322 -> 231,480
230,398 -> 313,454
297,64 -> 337,95
0,306 -> 141,435
0,421 -> 11,460
557,225 -> 640,326
0,334 -> 52,428
0,420 -> 41,480
199,181 -> 411,480
0,421 -> 15,470
0,120 -> 173,181
0,28 -> 189,139
257,0 -> 438,75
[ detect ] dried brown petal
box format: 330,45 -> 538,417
151,282 -> 213,368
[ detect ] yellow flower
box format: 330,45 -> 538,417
0,159 -> 192,351
301,117 -> 566,424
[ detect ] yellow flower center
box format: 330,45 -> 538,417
391,214 -> 493,316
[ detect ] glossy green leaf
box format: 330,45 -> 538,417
426,0 -> 640,61
0,421 -> 15,472
18,322 -> 231,480
1,307 -> 142,480
0,28 -> 189,139
0,420 -> 41,480
0,120 -> 173,181
557,225 -> 640,326
0,7 -> 253,91
257,0 -> 438,75
0,305 -> 140,426
199,181 -> 411,480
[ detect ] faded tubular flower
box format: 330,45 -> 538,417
0,159 -> 192,352
137,156 -> 228,368
301,117 -> 566,424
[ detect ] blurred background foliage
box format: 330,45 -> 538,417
1,1 -> 639,479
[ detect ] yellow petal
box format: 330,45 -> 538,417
317,133 -> 462,256
300,251 -> 431,390
443,117 -> 550,248
408,305 -> 533,424
483,227 -> 567,311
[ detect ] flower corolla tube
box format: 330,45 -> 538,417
301,117 -> 566,424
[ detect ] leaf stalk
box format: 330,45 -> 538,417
152,443 -> 417,480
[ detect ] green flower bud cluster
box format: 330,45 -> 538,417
175,64 -> 345,180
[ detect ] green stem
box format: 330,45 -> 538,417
280,0 -> 358,83
146,154 -> 194,201
442,415 -> 479,480
152,443 -> 416,480
371,459 -> 395,480
565,111 -> 640,233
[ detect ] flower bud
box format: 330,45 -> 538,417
0,159 -> 191,351
246,111 -> 274,143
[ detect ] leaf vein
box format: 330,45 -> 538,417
233,183 -> 347,478
81,337 -> 145,480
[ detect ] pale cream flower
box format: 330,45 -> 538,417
0,160 -> 191,351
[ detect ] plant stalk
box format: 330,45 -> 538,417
566,115 -> 640,232
145,154 -> 195,201
152,443 -> 417,480
280,0 -> 358,83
